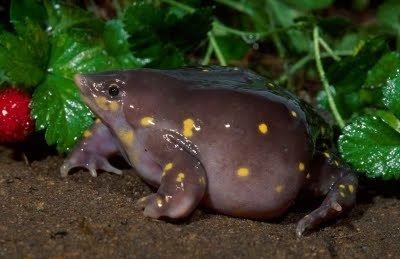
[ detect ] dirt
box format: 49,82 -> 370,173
1,144 -> 400,259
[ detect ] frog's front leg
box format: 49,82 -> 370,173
60,120 -> 123,177
296,151 -> 358,236
137,138 -> 207,219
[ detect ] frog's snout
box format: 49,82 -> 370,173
74,74 -> 92,97
74,74 -> 84,90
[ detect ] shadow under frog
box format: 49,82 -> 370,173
60,66 -> 358,237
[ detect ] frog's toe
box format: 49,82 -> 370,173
60,162 -> 73,178
141,194 -> 164,219
100,160 -> 123,175
136,194 -> 157,209
296,204 -> 334,237
60,155 -> 122,178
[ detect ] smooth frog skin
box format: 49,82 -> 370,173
61,66 -> 358,236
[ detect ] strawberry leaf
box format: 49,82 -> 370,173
10,0 -> 47,26
377,0 -> 400,34
44,1 -> 103,36
365,52 -> 400,88
372,110 -> 400,134
48,33 -> 119,78
339,115 -> 400,180
103,19 -> 148,67
0,19 -> 48,87
383,73 -> 400,117
31,75 -> 93,152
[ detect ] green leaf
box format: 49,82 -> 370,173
322,37 -> 389,117
31,75 -> 93,153
365,52 -> 400,88
339,115 -> 400,180
103,19 -> 148,68
371,110 -> 400,134
266,0 -> 310,53
334,33 -> 361,51
383,73 -> 400,117
10,0 -> 47,26
123,1 -> 164,35
318,16 -> 353,37
163,7 -> 212,51
377,0 -> 400,33
216,35 -> 249,61
123,1 -> 212,67
0,19 -> 48,87
284,0 -> 333,10
44,1 -> 103,36
138,44 -> 185,69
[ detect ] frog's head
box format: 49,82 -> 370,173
74,72 -> 128,123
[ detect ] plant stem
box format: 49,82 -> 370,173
318,37 -> 340,61
208,32 -> 227,66
276,50 -> 352,84
160,0 -> 195,13
202,41 -> 214,65
265,7 -> 285,59
313,27 -> 345,128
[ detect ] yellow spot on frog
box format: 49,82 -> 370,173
199,176 -> 206,184
323,152 -> 330,158
162,162 -> 174,177
83,130 -> 92,138
140,117 -> 155,127
298,162 -> 305,172
176,172 -> 185,183
183,118 -> 199,138
340,191 -> 346,197
275,185 -> 284,193
339,184 -> 345,189
156,197 -> 163,208
237,167 -> 249,177
258,123 -> 268,134
290,111 -> 297,118
109,101 -> 119,112
164,162 -> 173,172
95,96 -> 109,111
118,129 -> 134,146
95,96 -> 119,111
348,184 -> 354,193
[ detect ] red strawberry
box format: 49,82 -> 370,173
0,88 -> 34,143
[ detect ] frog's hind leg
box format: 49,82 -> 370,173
296,151 -> 358,237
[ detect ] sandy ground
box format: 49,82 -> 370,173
1,143 -> 400,259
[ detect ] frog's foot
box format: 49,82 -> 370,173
296,173 -> 358,237
60,153 -> 122,178
137,191 -> 201,219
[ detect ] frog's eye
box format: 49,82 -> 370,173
108,84 -> 120,97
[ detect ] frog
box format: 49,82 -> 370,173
60,66 -> 358,236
